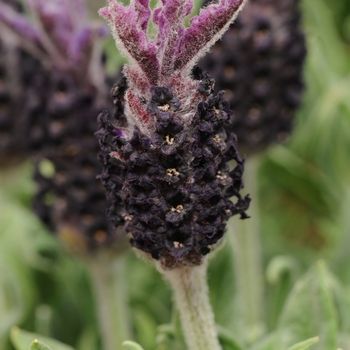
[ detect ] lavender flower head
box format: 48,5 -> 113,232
0,0 -> 126,253
199,0 -> 306,154
97,0 -> 251,268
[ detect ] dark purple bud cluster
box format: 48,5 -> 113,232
95,0 -> 249,266
198,0 -> 306,154
97,73 -> 250,268
0,0 -> 45,164
31,74 -> 125,252
0,0 -> 126,252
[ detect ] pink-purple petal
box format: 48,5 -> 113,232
174,0 -> 246,73
134,0 -> 151,31
154,0 -> 194,81
0,3 -> 41,45
68,26 -> 93,67
100,0 -> 159,85
28,0 -> 74,54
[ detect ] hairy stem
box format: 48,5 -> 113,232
162,261 -> 222,350
229,155 -> 265,343
86,252 -> 132,350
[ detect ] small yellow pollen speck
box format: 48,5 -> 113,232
158,104 -> 170,111
167,168 -> 180,177
176,205 -> 184,213
165,135 -> 175,145
216,172 -> 228,181
213,134 -> 223,143
170,205 -> 184,213
124,215 -> 133,221
214,108 -> 220,115
174,241 -> 184,249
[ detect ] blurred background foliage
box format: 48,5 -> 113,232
1,0 -> 350,349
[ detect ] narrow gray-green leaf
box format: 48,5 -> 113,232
249,333 -> 279,350
217,325 -> 243,350
122,340 -> 145,350
276,261 -> 337,350
30,339 -> 53,350
286,336 -> 319,350
11,328 -> 75,350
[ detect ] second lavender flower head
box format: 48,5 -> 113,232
97,0 -> 251,268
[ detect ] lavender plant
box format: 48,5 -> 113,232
2,0 -> 350,349
96,0 -> 250,348
0,2 -> 131,349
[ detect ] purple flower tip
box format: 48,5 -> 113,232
0,0 -> 103,78
100,0 -> 247,98
99,0 -> 245,134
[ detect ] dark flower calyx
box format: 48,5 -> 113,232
147,86 -> 181,115
97,81 -> 250,269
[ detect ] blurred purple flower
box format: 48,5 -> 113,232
0,0 -> 107,81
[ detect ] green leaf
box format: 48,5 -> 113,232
265,256 -> 303,330
30,339 -> 53,350
276,261 -> 337,350
10,328 -> 75,350
122,340 -> 145,350
249,333 -> 279,350
337,332 -> 350,350
131,308 -> 158,350
217,325 -> 243,350
286,337 -> 319,350
76,326 -> 99,350
266,256 -> 301,285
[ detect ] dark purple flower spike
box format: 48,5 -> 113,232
198,0 -> 306,154
0,0 -> 126,252
97,0 -> 250,268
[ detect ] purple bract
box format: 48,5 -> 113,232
100,0 -> 247,134
0,0 -> 107,84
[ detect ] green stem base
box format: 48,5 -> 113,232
162,261 -> 222,350
229,155 -> 265,343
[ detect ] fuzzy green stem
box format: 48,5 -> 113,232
229,155 -> 265,343
86,252 -> 132,350
162,261 -> 222,350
